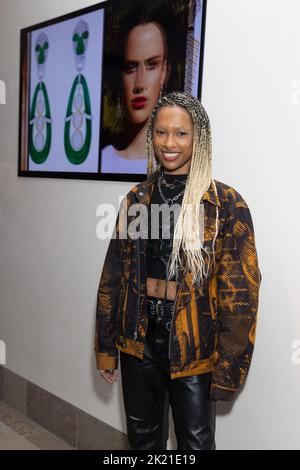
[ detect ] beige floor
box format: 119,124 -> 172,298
0,400 -> 75,450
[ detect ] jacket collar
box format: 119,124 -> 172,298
132,169 -> 221,207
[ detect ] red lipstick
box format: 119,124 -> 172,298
131,96 -> 147,109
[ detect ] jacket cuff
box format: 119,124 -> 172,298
95,352 -> 118,371
210,383 -> 238,401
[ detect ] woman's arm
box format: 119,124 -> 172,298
95,196 -> 128,372
210,191 -> 262,401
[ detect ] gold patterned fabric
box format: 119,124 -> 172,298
95,169 -> 262,401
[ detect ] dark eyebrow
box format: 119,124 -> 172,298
123,55 -> 163,64
145,55 -> 163,61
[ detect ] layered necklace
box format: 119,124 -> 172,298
158,170 -> 188,206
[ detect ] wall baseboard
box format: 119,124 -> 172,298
0,365 -> 129,450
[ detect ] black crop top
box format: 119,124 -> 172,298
147,170 -> 188,282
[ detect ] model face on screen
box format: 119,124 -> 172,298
121,22 -> 167,124
153,105 -> 194,175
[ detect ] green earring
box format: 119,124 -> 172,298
29,32 -> 52,164
64,20 -> 92,165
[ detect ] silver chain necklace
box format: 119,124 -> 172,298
161,172 -> 187,189
158,173 -> 186,206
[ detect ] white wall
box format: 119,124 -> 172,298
0,0 -> 299,450
204,0 -> 300,450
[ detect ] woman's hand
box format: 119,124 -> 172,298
99,369 -> 119,384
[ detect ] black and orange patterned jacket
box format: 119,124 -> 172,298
95,169 -> 262,401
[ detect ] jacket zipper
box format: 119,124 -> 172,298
134,236 -> 141,340
168,278 -> 181,360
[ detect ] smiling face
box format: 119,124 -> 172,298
121,22 -> 168,124
153,105 -> 194,175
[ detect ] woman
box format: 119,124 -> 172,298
95,92 -> 262,450
101,1 -> 186,174
100,20 -> 168,174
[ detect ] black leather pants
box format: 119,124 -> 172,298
120,296 -> 216,450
